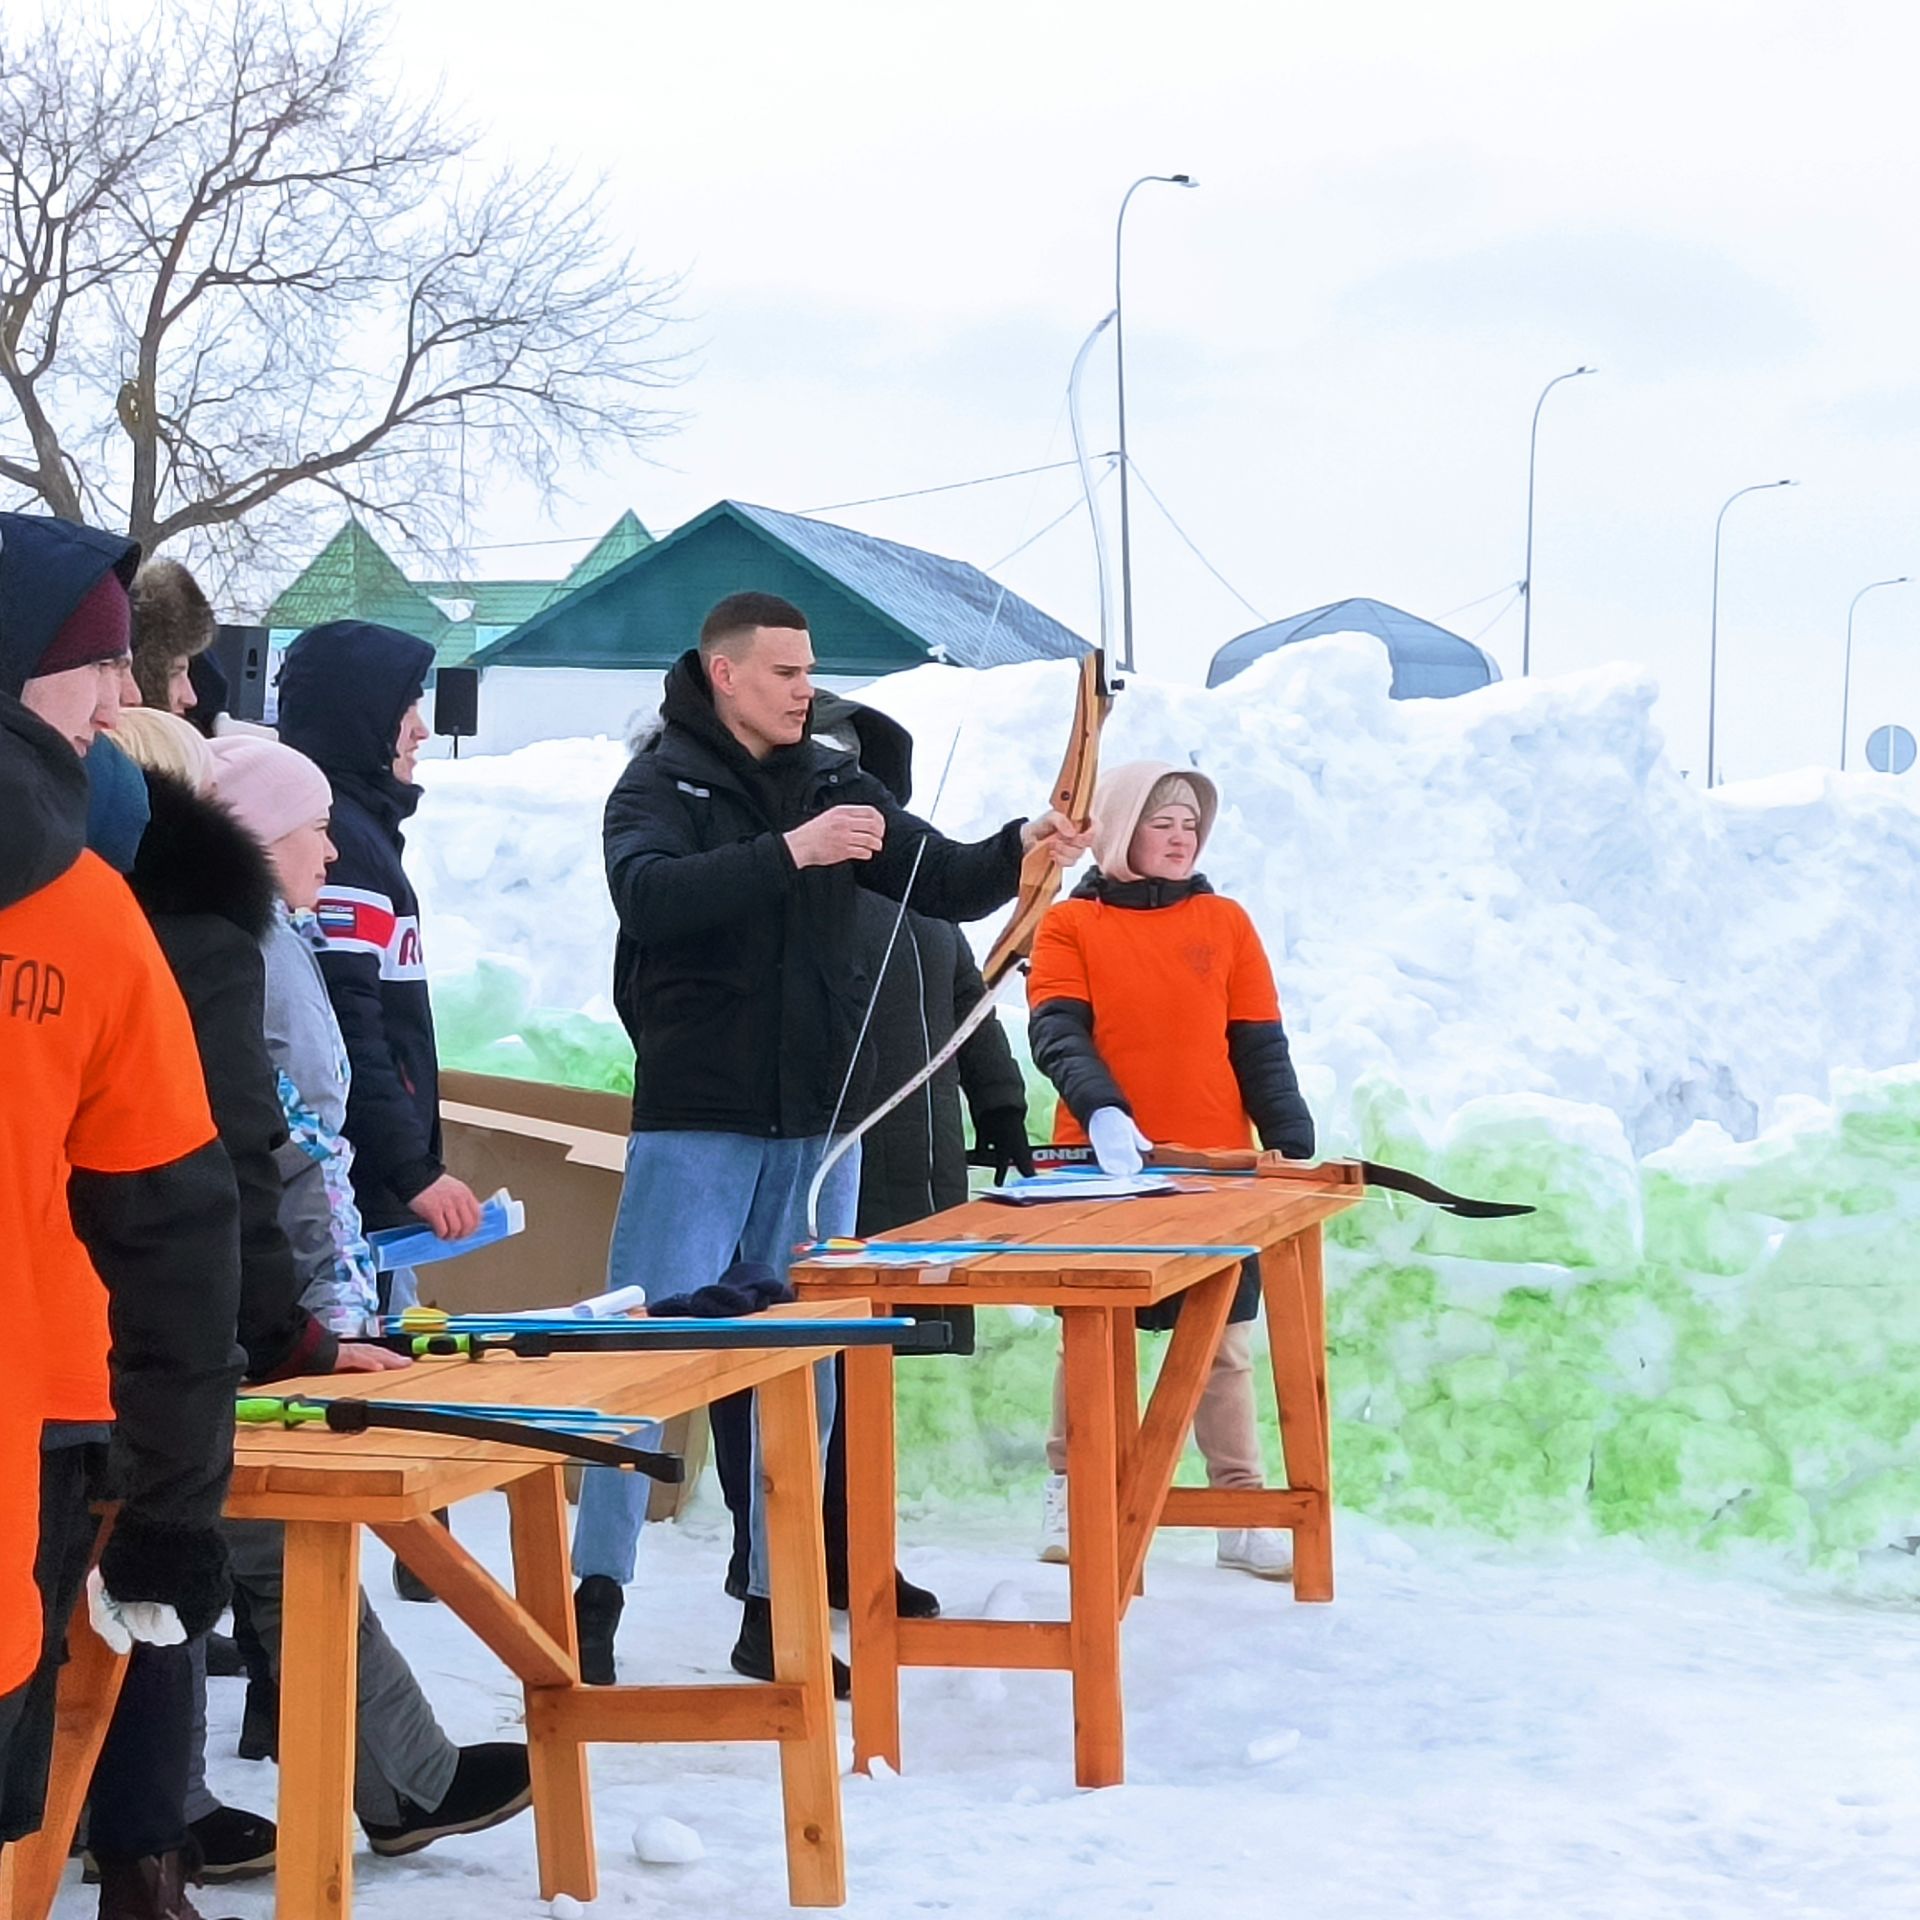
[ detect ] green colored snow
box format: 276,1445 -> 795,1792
433,978 -> 1920,1588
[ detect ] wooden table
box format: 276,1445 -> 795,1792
9,1298 -> 872,1920
790,1180 -> 1359,1789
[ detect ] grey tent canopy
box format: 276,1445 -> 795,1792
1207,597 -> 1501,698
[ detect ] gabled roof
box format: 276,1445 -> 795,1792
541,510 -> 654,609
726,503 -> 1085,669
265,520 -> 449,644
470,500 -> 1086,672
1207,596 -> 1501,699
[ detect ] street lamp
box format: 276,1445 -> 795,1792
1840,575 -> 1908,772
1114,172 -> 1198,674
1707,479 -> 1796,788
1520,365 -> 1596,676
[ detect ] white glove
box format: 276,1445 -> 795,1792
86,1567 -> 187,1655
1087,1107 -> 1153,1178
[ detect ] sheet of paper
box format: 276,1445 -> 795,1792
982,1173 -> 1179,1204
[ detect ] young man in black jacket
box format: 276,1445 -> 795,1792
574,592 -> 1085,1686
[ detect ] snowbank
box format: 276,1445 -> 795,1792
408,640 -> 1920,1582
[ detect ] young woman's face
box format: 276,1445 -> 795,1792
270,816 -> 337,912
1128,803 -> 1201,881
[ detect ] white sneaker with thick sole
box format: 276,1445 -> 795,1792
1216,1527 -> 1293,1581
1038,1473 -> 1070,1564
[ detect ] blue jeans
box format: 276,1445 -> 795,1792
571,1130 -> 860,1599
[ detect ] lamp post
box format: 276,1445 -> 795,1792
1707,479 -> 1796,788
1114,171 -> 1198,675
1840,575 -> 1908,771
1520,365 -> 1596,676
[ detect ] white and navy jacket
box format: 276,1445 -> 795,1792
277,620 -> 444,1233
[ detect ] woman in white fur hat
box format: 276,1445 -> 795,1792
1026,760 -> 1315,1579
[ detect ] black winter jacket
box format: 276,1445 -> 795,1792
277,622 -> 442,1229
126,774 -> 338,1380
851,899 -> 1027,1232
604,652 -> 1026,1137
1,677 -> 241,1618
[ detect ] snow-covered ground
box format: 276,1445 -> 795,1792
53,1492 -> 1920,1920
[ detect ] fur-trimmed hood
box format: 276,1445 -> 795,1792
126,766 -> 278,940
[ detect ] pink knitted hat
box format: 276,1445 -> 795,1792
209,734 -> 333,848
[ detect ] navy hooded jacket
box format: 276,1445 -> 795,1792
275,621 -> 442,1231
0,510 -> 141,698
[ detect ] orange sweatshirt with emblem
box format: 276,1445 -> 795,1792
1,849 -> 222,1691
1024,880 -> 1314,1158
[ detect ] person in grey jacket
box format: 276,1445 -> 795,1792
206,733 -> 535,1857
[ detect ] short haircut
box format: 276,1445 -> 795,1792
130,559 -> 216,707
699,591 -> 808,660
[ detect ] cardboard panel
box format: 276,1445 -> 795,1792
432,1071 -> 704,1515
428,1070 -> 629,1317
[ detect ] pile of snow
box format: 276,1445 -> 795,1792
415,639 -> 1920,1152
407,641 -> 1920,1577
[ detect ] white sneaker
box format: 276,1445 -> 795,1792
1216,1528 -> 1293,1581
1038,1473 -> 1070,1564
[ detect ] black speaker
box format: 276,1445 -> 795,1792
209,623 -> 271,724
433,665 -> 480,738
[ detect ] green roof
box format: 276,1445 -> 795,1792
418,579 -> 556,630
540,510 -> 654,609
265,521 -> 450,645
265,514 -> 659,671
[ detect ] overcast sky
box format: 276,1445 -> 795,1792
327,3 -> 1920,777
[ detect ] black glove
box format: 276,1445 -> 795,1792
972,1106 -> 1036,1186
647,1259 -> 792,1319
98,1513 -> 231,1640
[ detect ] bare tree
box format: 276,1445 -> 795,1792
0,0 -> 681,590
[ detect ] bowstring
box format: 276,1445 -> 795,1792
807,408 -> 1073,1237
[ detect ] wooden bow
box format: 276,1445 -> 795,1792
979,647 -> 1112,982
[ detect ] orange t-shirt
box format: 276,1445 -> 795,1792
1025,890 -> 1280,1151
0,851 -> 215,1693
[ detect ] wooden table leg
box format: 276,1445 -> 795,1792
506,1470 -> 596,1902
843,1337 -> 901,1774
1061,1308 -> 1124,1788
5,1582 -> 127,1920
277,1520 -> 359,1920
759,1362 -> 847,1908
1262,1234 -> 1334,1601
1108,1311 -> 1144,1598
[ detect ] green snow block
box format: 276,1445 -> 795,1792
1416,1095 -> 1641,1269
1591,1403 -> 1788,1540
1701,1484 -> 1816,1554
1432,1354 -> 1508,1405
1641,1165 -> 1769,1275
1814,1470 -> 1920,1557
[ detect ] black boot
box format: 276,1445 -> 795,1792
826,1566 -> 941,1620
236,1675 -> 278,1763
730,1597 -> 850,1699
391,1508 -> 450,1602
184,1806 -> 276,1883
202,1632 -> 244,1680
95,1853 -> 234,1920
360,1742 -> 532,1858
573,1576 -> 622,1687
